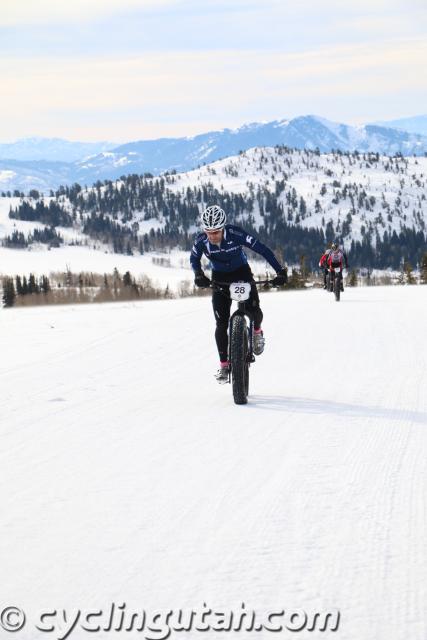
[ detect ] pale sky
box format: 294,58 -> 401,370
1,0 -> 426,142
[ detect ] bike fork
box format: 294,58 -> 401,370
228,310 -> 255,375
248,317 -> 255,363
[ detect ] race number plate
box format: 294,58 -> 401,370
334,267 -> 341,273
229,282 -> 251,301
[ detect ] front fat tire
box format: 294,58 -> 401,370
230,315 -> 249,405
334,276 -> 341,301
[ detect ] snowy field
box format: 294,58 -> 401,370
0,244 -> 195,291
0,285 -> 426,640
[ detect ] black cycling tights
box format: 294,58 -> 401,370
211,266 -> 263,362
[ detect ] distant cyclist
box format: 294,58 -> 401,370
190,205 -> 287,383
327,242 -> 349,291
319,245 -> 332,289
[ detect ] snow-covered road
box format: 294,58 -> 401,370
0,286 -> 426,640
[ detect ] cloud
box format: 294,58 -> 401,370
0,0 -> 181,26
0,38 -> 425,140
2,0 -> 425,60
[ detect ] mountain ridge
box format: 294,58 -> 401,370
1,115 -> 427,193
371,115 -> 427,136
0,138 -> 117,163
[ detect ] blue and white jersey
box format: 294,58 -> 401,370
190,224 -> 282,273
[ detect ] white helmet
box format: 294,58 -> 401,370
201,205 -> 226,231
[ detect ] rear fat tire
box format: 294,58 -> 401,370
230,314 -> 249,405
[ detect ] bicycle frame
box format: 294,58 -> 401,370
328,267 -> 343,300
212,279 -> 271,338
211,279 -> 272,395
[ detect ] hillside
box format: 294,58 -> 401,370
2,146 -> 426,272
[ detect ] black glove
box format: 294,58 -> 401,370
194,270 -> 211,288
272,267 -> 288,287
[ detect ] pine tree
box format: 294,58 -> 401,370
28,273 -> 39,294
299,255 -> 309,285
15,275 -> 23,295
64,268 -> 73,287
113,268 -> 121,294
348,269 -> 358,286
123,271 -> 132,287
2,277 -> 16,307
40,275 -> 51,293
404,262 -> 415,284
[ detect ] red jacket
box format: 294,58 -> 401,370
319,250 -> 330,268
327,248 -> 348,270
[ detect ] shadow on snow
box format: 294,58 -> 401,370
245,395 -> 427,425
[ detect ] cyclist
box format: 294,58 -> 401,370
190,205 -> 287,383
327,242 -> 349,291
319,245 -> 332,289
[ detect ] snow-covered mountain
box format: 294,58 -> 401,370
1,146 -> 426,273
0,159 -> 74,194
372,115 -> 427,136
74,116 -> 427,182
0,137 -> 117,162
1,116 -> 427,194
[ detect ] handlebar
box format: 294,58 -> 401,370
210,279 -> 276,291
